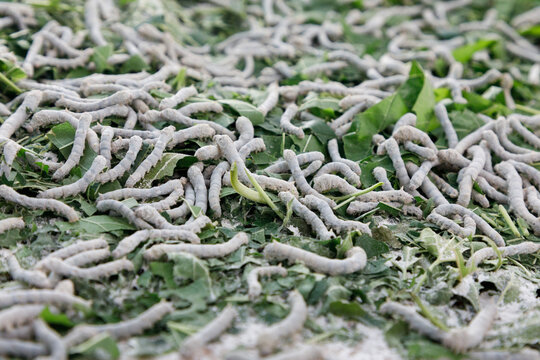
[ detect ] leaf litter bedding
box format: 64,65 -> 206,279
0,0 -> 539,359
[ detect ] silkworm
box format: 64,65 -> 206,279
147,187 -> 184,211
98,126 -> 114,167
195,118 -> 251,160
328,50 -> 373,72
301,194 -> 371,235
99,178 -> 184,201
63,301 -> 174,347
144,231 -> 249,260
246,266 -> 288,300
380,302 -> 446,343
168,124 -> 215,148
495,161 -> 540,235
125,126 -> 174,187
0,216 -> 24,233
0,305 -> 44,332
454,121 -> 495,155
0,250 -> 51,288
57,90 -> 157,112
0,338 -> 47,358
40,257 -> 133,280
112,228 -> 201,258
256,290 -> 307,355
96,199 -> 152,230
476,176 -> 507,204
507,159 -> 540,188
265,152 -> 325,173
179,101 -> 223,118
428,204 -> 505,246
64,248 -> 111,267
134,205 -> 180,229
33,50 -> 93,70
372,167 -> 394,191
33,319 -> 66,360
0,185 -> 79,222
0,290 -> 90,309
403,142 -> 437,161
166,183 -> 195,220
181,305 -> 237,359
313,174 -> 358,195
327,139 -> 362,176
209,161 -> 230,217
407,160 -> 437,191
278,191 -> 334,240
442,300 -> 497,353
238,138 -> 266,159
52,113 -> 91,181
0,90 -> 42,138
280,103 -> 304,139
405,162 -> 448,206
258,82 -> 279,116
467,241 -> 540,268
315,162 -> 361,186
34,238 -> 108,270
456,145 -> 485,207
38,155 -> 106,199
187,162 -> 208,215
264,241 -> 366,275
329,103 -> 365,131
283,150 -> 333,206
508,116 -> 540,149
494,119 -> 531,155
159,86 -> 198,110
84,0 -> 106,46
158,109 -> 236,139
377,138 -> 411,188
338,94 -> 381,109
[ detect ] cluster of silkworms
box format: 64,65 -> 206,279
0,0 -> 540,358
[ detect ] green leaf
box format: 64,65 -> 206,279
150,261 -> 177,288
407,339 -> 462,360
417,228 -> 464,270
300,117 -> 335,144
0,59 -> 25,94
40,307 -> 74,327
120,55 -> 149,73
448,109 -> 484,140
91,44 -> 114,73
354,233 -> 389,258
47,122 -> 97,174
219,99 -> 264,125
452,39 -> 498,63
139,153 -> 196,188
398,61 -> 437,131
328,300 -> 366,318
344,93 -> 408,160
71,333 -> 120,360
56,215 -> 135,233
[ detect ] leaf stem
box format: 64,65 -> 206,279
333,182 -> 384,210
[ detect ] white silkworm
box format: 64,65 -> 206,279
0,250 -> 51,288
98,179 -> 184,201
278,191 -> 334,240
188,162 -> 207,215
63,301 -> 174,347
328,50 -> 373,72
457,146 -> 485,207
509,116 -> 540,149
280,103 -> 304,139
125,126 -> 174,187
258,82 -> 279,116
0,338 -> 47,358
507,159 -> 540,188
427,212 -> 476,238
442,300 -> 497,353
329,103 -> 365,131
195,117 -> 251,160
405,162 -> 448,206
33,319 -> 66,360
95,136 -> 142,183
372,167 -> 394,191
256,290 -> 307,355
302,61 -> 347,76
112,228 -> 201,258
247,266 -> 288,300
144,231 -> 248,260
64,248 -> 111,267
339,94 -> 381,109
99,126 -> 114,167
0,185 -> 79,222
52,113 -> 91,181
0,90 -> 42,138
378,138 -> 411,188
238,138 -> 266,159
168,124 -> 215,148
467,241 -> 540,268
147,187 -> 184,211
38,155 -> 106,199
0,216 -> 24,233
40,257 -> 133,280
261,347 -> 323,360
57,90 -> 157,112
96,199 -> 152,230
483,130 -> 540,163
209,161 -> 230,217
158,109 -> 236,139
84,0 -> 106,46
0,290 -> 90,309
495,161 -> 540,235
380,302 -> 446,343
181,305 -> 237,358
301,194 -> 371,235
134,205 -> 179,229
494,119 -> 532,155
328,139 -> 362,176
428,204 -> 505,246
159,86 -> 198,110
167,183 -> 195,220
283,150 -> 334,206
315,162 -> 361,186
300,160 -> 323,178
265,152 -> 325,173
393,113 -> 417,133
263,241 -> 366,275
34,238 -> 108,270
0,305 -> 44,332
179,101 -> 223,117
313,173 -> 357,195
33,50 -> 93,70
